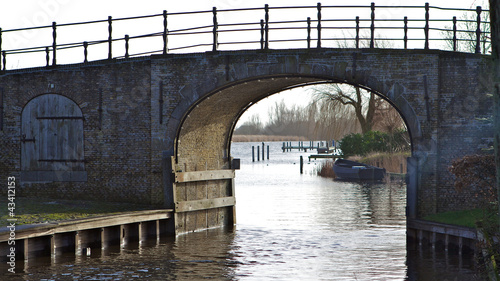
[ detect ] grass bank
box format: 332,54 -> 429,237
0,197 -> 155,226
423,208 -> 487,228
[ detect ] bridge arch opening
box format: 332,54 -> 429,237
173,75 -> 420,170
170,74 -> 420,234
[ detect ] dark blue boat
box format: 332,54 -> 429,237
333,159 -> 386,181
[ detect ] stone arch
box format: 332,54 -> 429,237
166,73 -> 421,234
169,75 -> 421,167
20,93 -> 87,182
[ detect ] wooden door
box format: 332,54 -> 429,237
21,94 -> 85,181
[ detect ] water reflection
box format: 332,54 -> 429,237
0,142 -> 481,280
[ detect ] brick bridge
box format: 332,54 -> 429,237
0,4 -> 494,234
0,48 -> 492,234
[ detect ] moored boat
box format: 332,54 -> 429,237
332,159 -> 386,181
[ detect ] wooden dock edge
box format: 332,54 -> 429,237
0,209 -> 173,262
407,219 -> 477,253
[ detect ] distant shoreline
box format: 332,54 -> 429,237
232,135 -> 309,142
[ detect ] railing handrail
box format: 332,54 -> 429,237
0,3 -> 491,72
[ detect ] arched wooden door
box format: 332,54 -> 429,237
21,94 -> 87,182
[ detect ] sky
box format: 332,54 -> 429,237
0,0 -> 490,125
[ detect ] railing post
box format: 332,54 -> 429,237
52,22 -> 57,66
370,2 -> 375,48
307,17 -> 311,49
0,28 -> 2,71
317,2 -> 322,48
424,3 -> 429,49
404,16 -> 408,49
108,16 -> 112,59
475,6 -> 482,54
264,4 -> 269,49
83,41 -> 88,63
453,16 -> 457,51
260,19 -> 265,49
125,35 -> 130,59
163,10 -> 168,54
46,47 -> 50,67
212,7 -> 218,52
2,51 -> 5,71
356,16 -> 360,49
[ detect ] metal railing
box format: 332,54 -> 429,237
0,3 -> 491,71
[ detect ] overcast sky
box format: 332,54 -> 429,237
0,0 -> 490,125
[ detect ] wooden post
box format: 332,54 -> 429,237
163,10 -> 168,54
317,2 -> 322,48
262,142 -> 265,160
370,2 -> 375,48
124,35 -> 130,59
252,146 -> 255,162
52,22 -> 57,66
260,19 -> 265,49
2,51 -> 5,71
453,16 -> 457,51
490,0 -> 500,234
264,4 -> 269,49
356,16 -> 360,49
212,7 -> 218,52
404,16 -> 408,49
424,3 -> 429,49
307,17 -> 311,49
267,145 -> 269,160
300,156 -> 304,174
83,41 -> 88,63
108,16 -> 113,59
257,146 -> 260,161
282,142 -> 285,152
475,6 -> 482,54
45,47 -> 50,67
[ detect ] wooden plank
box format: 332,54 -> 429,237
175,170 -> 235,183
175,196 -> 235,212
0,209 -> 173,241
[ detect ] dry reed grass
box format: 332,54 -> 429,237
316,152 -> 411,179
349,152 -> 411,174
232,135 -> 309,142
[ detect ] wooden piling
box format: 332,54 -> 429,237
300,156 -> 303,174
262,142 -> 265,160
257,146 -> 260,161
267,145 -> 269,160
252,146 -> 255,162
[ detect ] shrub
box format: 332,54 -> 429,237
448,154 -> 496,197
339,130 -> 409,157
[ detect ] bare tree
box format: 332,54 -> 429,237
311,84 -> 385,134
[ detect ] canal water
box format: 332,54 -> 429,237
3,142 -> 480,280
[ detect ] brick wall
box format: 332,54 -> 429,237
0,49 -> 494,218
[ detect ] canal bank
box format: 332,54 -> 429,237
0,209 -> 173,266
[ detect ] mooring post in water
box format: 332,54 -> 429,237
257,146 -> 260,161
282,142 -> 285,152
300,156 -> 304,174
262,142 -> 265,160
252,146 -> 255,162
267,145 -> 270,160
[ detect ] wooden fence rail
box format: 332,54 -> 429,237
0,3 -> 491,71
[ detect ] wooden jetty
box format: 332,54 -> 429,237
0,209 -> 173,263
308,154 -> 342,161
282,141 -> 336,153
